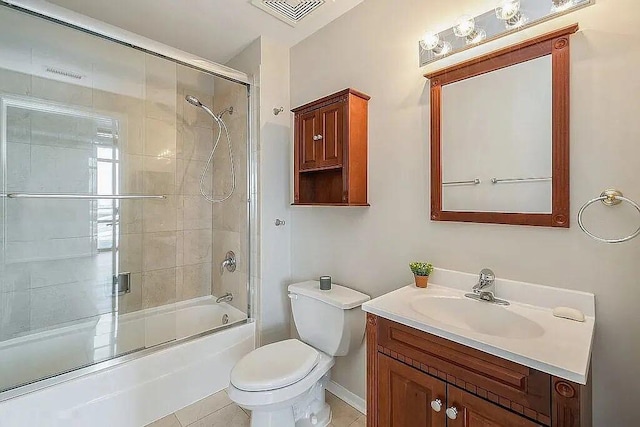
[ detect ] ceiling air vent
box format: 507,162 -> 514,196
251,0 -> 326,27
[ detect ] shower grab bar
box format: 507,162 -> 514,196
442,178 -> 481,187
0,193 -> 166,200
491,177 -> 552,184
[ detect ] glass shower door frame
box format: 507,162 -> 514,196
0,2 -> 256,402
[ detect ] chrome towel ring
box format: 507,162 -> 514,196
577,189 -> 640,244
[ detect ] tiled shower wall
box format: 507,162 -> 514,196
118,57 -> 220,316
0,7 -> 248,340
212,79 -> 249,314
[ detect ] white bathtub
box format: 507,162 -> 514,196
0,296 -> 255,427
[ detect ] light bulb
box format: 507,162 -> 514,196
466,28 -> 487,45
420,32 -> 441,51
495,0 -> 521,20
454,15 -> 476,38
504,11 -> 527,28
551,0 -> 575,12
420,31 -> 451,56
435,41 -> 452,56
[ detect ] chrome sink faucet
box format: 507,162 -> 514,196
473,268 -> 496,294
465,268 -> 510,306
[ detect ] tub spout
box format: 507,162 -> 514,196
216,293 -> 233,304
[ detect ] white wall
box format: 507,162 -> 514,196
289,0 -> 640,425
225,37 -> 292,346
257,38 -> 293,345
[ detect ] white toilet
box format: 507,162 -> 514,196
227,281 -> 370,427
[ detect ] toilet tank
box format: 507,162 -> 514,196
288,281 -> 370,357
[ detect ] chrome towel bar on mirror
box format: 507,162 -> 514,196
491,177 -> 552,184
578,189 -> 640,244
442,178 -> 480,187
0,193 -> 166,200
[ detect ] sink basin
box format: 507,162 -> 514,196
410,295 -> 545,339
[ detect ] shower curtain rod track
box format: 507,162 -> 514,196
0,193 -> 166,200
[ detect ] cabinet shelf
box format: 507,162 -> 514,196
298,164 -> 343,173
292,88 -> 370,206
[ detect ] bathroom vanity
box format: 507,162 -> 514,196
362,269 -> 594,427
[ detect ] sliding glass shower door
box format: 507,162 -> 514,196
0,2 -> 251,396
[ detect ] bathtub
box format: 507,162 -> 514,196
0,296 -> 255,427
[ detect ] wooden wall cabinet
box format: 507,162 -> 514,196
367,315 -> 592,427
292,88 -> 370,206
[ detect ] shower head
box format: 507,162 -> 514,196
185,95 -> 202,107
185,95 -> 232,121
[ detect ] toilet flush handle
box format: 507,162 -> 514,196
310,414 -> 318,425
288,293 -> 298,300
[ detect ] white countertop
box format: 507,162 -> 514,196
362,270 -> 595,385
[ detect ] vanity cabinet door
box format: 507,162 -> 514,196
378,353 -> 446,427
446,386 -> 543,427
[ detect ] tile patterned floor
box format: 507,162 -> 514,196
146,390 -> 365,427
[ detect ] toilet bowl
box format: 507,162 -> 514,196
227,281 -> 370,427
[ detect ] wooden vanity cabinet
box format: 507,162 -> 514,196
367,315 -> 591,427
292,88 -> 370,206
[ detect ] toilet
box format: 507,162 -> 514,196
227,281 -> 370,427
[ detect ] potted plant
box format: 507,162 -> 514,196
410,262 -> 434,288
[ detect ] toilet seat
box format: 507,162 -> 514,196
231,339 -> 320,392
227,349 -> 335,410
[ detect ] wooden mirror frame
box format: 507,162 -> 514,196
426,24 -> 578,228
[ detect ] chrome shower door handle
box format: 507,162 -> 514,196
220,251 -> 237,274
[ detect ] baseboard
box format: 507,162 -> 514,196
326,380 -> 366,415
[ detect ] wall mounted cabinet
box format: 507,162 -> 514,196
292,88 -> 370,206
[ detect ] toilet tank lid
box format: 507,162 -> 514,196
288,281 -> 370,309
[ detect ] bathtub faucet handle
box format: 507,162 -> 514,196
220,251 -> 236,275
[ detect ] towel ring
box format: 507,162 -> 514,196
577,189 -> 640,244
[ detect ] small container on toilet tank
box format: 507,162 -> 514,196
319,276 -> 332,291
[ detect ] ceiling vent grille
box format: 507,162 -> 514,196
251,0 -> 326,27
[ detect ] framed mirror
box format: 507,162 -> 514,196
426,24 -> 577,227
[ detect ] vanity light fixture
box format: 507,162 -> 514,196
420,32 -> 452,56
495,0 -> 527,29
419,0 -> 593,66
453,15 -> 487,45
551,0 -> 575,13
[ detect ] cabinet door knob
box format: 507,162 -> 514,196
430,399 -> 442,412
312,135 -> 318,141
317,134 -> 323,140
446,406 -> 459,420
